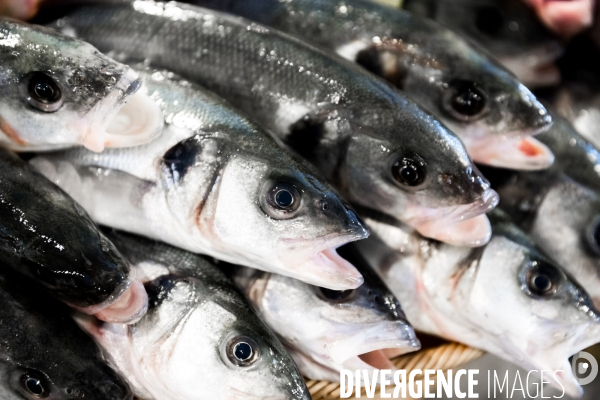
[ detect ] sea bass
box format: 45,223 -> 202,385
192,0 -> 554,170
77,231 -> 310,400
404,0 -> 562,88
32,67 -> 369,290
358,210 -> 600,398
51,0 -> 498,247
0,267 -> 132,400
0,147 -> 146,323
0,18 -> 162,151
223,244 -> 420,382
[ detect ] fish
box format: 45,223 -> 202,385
0,18 -> 162,152
0,147 -> 147,323
357,209 -> 600,398
190,0 -> 554,170
76,230 -> 311,400
404,0 -> 563,88
222,244 -> 420,382
31,67 -> 369,290
50,0 -> 499,247
0,267 -> 132,400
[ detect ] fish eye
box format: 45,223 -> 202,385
25,72 -> 63,112
264,182 -> 301,218
19,371 -> 49,398
391,153 -> 426,187
225,336 -> 260,367
475,6 -> 504,36
586,216 -> 600,256
525,261 -> 560,297
317,287 -> 355,302
443,81 -> 487,121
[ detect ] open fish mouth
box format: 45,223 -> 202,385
406,188 -> 499,247
328,321 -> 420,369
74,68 -> 164,152
290,247 -> 365,290
71,273 -> 149,324
463,134 -> 554,170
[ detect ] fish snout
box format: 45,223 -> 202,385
322,197 -> 370,241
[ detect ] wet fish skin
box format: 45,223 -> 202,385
224,244 -> 420,382
358,209 -> 600,398
0,147 -> 131,309
80,230 -> 310,400
404,0 -> 562,88
52,1 -> 498,246
0,18 -> 142,151
0,267 -> 132,400
192,0 -> 553,168
32,67 -> 368,290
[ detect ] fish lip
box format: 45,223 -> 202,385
291,246 -> 365,290
328,321 -> 420,365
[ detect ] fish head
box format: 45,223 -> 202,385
457,216 -> 600,398
182,133 -> 369,289
0,19 -> 143,151
107,273 -> 310,400
405,0 -> 562,87
236,246 -> 419,380
344,101 -> 498,246
525,176 -> 600,309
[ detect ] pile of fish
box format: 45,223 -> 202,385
0,0 -> 598,398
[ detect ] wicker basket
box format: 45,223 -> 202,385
306,342 -> 484,400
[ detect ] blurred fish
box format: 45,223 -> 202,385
51,0 -> 498,247
0,18 -> 162,151
192,0 -> 554,170
0,267 -> 132,400
224,245 -> 420,382
358,209 -> 600,398
32,67 -> 369,290
0,147 -> 146,323
77,231 -> 310,400
404,0 -> 562,88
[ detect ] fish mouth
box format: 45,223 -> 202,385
74,68 -> 164,152
463,134 -> 554,170
406,189 -> 499,246
290,247 -> 365,290
328,321 -> 420,367
498,43 -> 563,88
72,274 -> 149,324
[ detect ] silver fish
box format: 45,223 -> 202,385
192,0 -> 554,170
404,0 -> 562,88
50,0 -> 499,247
32,67 -> 369,290
0,146 -> 147,324
0,18 -> 162,151
0,267 -> 132,400
358,210 -> 600,398
76,231 -> 310,400
224,245 -> 420,382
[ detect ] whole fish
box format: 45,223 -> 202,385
488,168 -> 600,310
223,244 -> 420,382
191,0 -> 554,170
358,210 -> 600,398
32,67 -> 369,290
77,231 -> 310,400
404,0 -> 562,88
0,267 -> 132,400
0,147 -> 146,323
51,1 -> 499,247
0,18 -> 162,152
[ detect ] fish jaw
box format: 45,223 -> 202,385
289,247 -> 365,290
406,189 -> 499,246
71,69 -> 163,152
464,135 -> 555,170
73,277 -> 149,324
327,321 -> 420,365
